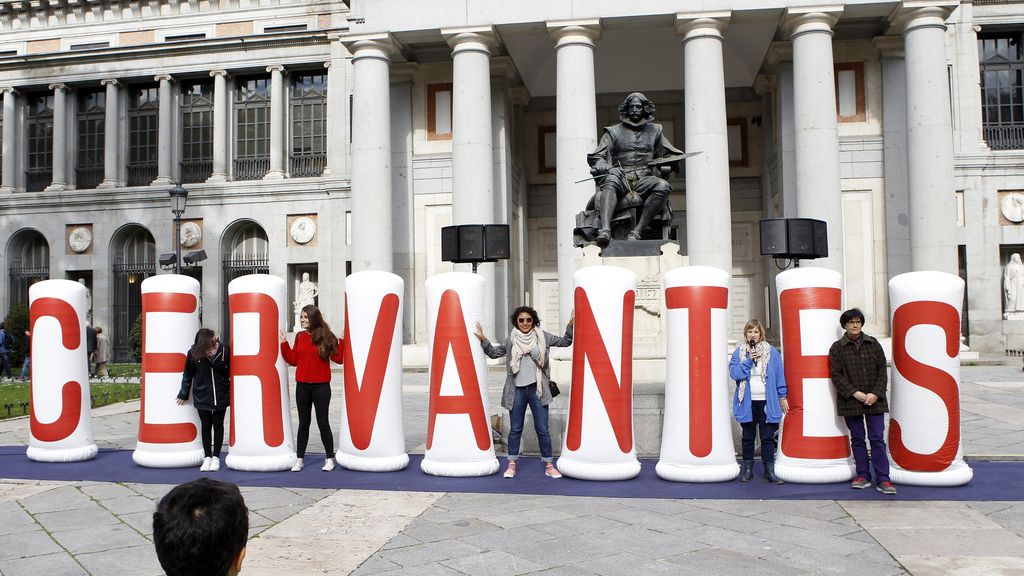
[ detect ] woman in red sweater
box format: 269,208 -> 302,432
279,305 -> 344,472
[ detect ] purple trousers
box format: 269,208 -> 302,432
845,413 -> 890,483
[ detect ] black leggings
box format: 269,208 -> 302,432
198,409 -> 226,458
296,382 -> 334,458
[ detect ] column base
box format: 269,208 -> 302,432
151,176 -> 174,186
206,173 -> 228,184
44,183 -> 67,192
263,170 -> 285,181
0,185 -> 15,194
97,180 -> 122,189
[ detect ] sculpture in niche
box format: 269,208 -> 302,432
1005,253 -> 1024,319
1002,193 -> 1024,223
573,92 -> 690,247
179,222 -> 202,248
293,272 -> 318,331
68,226 -> 92,253
78,277 -> 93,325
290,216 -> 317,245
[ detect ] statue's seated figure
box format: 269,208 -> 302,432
574,92 -> 683,247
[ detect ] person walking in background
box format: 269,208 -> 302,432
829,308 -> 897,496
0,322 -> 13,380
729,319 -> 788,484
19,330 -> 30,382
280,305 -> 343,472
177,329 -> 231,472
93,326 -> 110,378
153,478 -> 248,576
475,306 -> 574,479
86,324 -> 97,376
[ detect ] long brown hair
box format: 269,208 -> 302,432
191,328 -> 217,362
302,305 -> 338,361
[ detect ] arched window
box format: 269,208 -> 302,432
111,226 -> 156,362
221,221 -> 269,339
7,230 -> 49,309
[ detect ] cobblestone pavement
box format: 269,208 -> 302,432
0,361 -> 1022,575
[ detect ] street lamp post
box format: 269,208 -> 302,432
169,184 -> 189,274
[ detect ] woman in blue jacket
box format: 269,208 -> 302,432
729,319 -> 788,484
176,328 -> 231,472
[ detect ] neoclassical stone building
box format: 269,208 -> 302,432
1,0 -> 1023,359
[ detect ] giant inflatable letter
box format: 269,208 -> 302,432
888,271 -> 972,486
133,275 -> 204,468
774,267 -> 854,483
26,279 -> 97,462
338,270 -> 408,472
226,274 -> 296,472
558,265 -> 640,481
657,266 -> 737,482
421,272 -> 498,476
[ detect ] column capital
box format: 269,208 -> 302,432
266,64 -> 285,74
783,6 -> 843,39
210,69 -> 229,78
342,32 -> 401,62
391,62 -> 419,83
888,1 -> 957,35
546,19 -> 602,48
510,85 -> 530,107
442,26 -> 500,55
872,35 -> 905,58
0,86 -> 16,95
100,78 -> 120,87
49,83 -> 67,91
754,73 -> 773,96
764,41 -> 793,69
154,74 -> 174,83
675,11 -> 731,41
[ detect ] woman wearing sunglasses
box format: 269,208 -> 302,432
475,306 -> 573,479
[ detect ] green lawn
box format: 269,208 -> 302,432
0,376 -> 142,419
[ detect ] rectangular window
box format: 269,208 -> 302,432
235,77 -> 271,180
427,83 -> 453,141
25,94 -> 54,192
727,118 -> 748,167
290,72 -> 327,177
128,85 -> 159,186
76,89 -> 106,189
834,62 -> 866,123
165,33 -> 207,42
180,81 -> 214,184
264,24 -> 307,33
70,42 -> 110,51
538,126 -> 556,174
980,31 -> 1024,149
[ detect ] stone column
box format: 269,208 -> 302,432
208,69 -> 229,183
444,26 -> 498,333
322,60 -> 336,177
897,3 -> 958,274
99,79 -> 121,188
154,74 -> 175,185
786,7 -> 844,272
548,19 -> 600,326
46,83 -> 68,192
954,2 -> 985,152
677,12 -> 733,273
265,65 -> 286,180
343,34 -> 397,272
1,87 -> 16,193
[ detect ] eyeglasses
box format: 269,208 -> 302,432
517,317 -> 533,324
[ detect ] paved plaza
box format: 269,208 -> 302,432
0,361 -> 1023,575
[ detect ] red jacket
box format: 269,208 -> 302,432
280,331 -> 343,383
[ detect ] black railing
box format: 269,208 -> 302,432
234,157 -> 270,181
180,160 -> 212,184
8,265 -> 49,309
127,163 -> 157,187
290,154 -> 326,178
25,169 -> 51,192
75,166 -> 103,189
985,124 -> 1024,151
222,256 -> 269,341
111,259 -> 155,363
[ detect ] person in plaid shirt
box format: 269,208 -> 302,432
829,308 -> 897,496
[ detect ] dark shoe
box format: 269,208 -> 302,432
739,460 -> 754,482
596,229 -> 611,246
764,462 -> 784,484
851,477 -> 871,489
876,481 -> 897,495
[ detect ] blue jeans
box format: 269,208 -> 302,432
507,383 -> 552,462
20,356 -> 29,380
0,352 -> 10,378
845,414 -> 891,483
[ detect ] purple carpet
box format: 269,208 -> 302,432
1,446 -> 1019,501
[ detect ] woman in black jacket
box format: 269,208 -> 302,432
176,328 -> 230,472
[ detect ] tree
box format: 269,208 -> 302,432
4,304 -> 29,368
129,313 -> 143,362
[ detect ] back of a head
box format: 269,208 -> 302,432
153,478 -> 249,576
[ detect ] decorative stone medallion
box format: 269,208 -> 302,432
180,221 -> 202,248
1002,192 -> 1024,223
290,216 -> 317,245
68,226 -> 92,253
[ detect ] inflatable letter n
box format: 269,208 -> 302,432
888,271 -> 972,486
26,279 -> 97,462
657,266 -> 737,482
774,267 -> 854,483
558,265 -> 640,481
226,274 -> 296,472
421,272 -> 498,477
338,271 -> 408,472
133,275 -> 204,468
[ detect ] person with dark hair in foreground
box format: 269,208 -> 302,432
153,478 -> 248,576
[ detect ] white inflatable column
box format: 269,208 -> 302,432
338,271 -> 408,472
26,280 -> 97,462
225,274 -> 296,472
657,266 -> 737,482
133,275 -> 204,468
558,266 -> 640,481
421,272 -> 498,476
888,271 -> 972,486
774,267 -> 855,483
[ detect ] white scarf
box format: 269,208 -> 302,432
737,340 -> 771,402
509,328 -> 545,374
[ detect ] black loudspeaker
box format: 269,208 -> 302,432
759,218 -> 828,259
441,226 -> 459,262
441,224 -> 511,264
483,224 -> 510,260
458,225 -> 485,261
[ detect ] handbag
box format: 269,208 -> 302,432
528,352 -> 559,398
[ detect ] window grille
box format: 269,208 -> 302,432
290,73 -> 327,177
111,228 -> 155,362
25,94 -> 53,192
180,81 -> 214,183
76,89 -> 105,189
222,223 -> 269,340
128,85 -> 159,186
234,77 -> 271,180
980,32 -> 1024,150
7,232 -> 49,309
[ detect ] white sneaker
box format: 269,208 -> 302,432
209,457 -> 220,471
291,458 -> 304,472
200,457 -> 212,472
322,458 -> 336,472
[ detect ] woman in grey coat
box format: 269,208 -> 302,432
475,306 -> 574,479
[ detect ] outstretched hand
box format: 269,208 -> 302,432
278,330 -> 287,344
568,310 -> 575,328
474,322 -> 487,342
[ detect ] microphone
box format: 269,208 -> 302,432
748,338 -> 756,349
